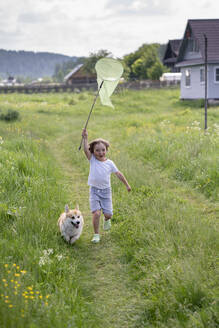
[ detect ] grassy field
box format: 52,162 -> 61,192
0,88 -> 219,327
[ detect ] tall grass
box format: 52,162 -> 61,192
0,88 -> 219,327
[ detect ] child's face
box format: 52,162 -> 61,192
93,142 -> 107,161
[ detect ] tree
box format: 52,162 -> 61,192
83,49 -> 112,74
147,60 -> 166,80
122,43 -> 167,80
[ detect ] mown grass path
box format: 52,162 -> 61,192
50,134 -> 144,328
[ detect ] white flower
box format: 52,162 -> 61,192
56,255 -> 63,261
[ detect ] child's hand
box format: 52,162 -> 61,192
82,128 -> 88,138
127,185 -> 131,192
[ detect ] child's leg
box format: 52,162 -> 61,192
104,213 -> 112,221
92,210 -> 101,233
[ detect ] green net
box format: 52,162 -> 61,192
95,58 -> 123,108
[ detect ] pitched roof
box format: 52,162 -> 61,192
64,64 -> 83,81
177,19 -> 219,66
169,39 -> 181,56
163,39 -> 181,62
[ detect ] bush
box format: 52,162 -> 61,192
0,109 -> 20,122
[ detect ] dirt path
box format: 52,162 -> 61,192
50,135 -> 144,328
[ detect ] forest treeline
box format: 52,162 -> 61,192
0,43 -> 167,82
0,49 -> 80,80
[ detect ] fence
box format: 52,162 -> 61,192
0,80 -> 180,94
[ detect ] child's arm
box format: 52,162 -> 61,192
115,171 -> 131,192
82,129 -> 91,160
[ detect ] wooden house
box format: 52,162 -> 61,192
64,64 -> 96,84
176,19 -> 219,100
163,39 -> 181,72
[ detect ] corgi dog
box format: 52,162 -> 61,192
58,204 -> 84,244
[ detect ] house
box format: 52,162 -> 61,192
64,64 -> 96,84
163,39 -> 181,72
0,76 -> 17,86
176,19 -> 219,100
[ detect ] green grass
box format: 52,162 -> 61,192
0,88 -> 219,327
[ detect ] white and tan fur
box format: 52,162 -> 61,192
58,204 -> 84,244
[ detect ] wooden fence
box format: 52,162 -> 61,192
0,80 -> 180,94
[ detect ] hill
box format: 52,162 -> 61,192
0,49 -> 80,79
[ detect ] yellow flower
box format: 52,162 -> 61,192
4,264 -> 8,268
27,287 -> 33,290
46,295 -> 50,299
21,270 -> 27,274
39,295 -> 43,299
16,266 -> 20,270
7,271 -> 11,274
2,279 -> 6,282
13,264 -> 16,267
4,284 -> 8,287
45,302 -> 48,306
5,296 -> 9,299
5,300 -> 9,303
10,280 -> 14,283
9,304 -> 13,308
15,273 -> 20,277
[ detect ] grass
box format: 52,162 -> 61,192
0,88 -> 219,327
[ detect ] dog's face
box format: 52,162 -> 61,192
65,205 -> 82,229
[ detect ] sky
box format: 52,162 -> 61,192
0,0 -> 219,58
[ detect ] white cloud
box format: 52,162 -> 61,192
0,0 -> 218,57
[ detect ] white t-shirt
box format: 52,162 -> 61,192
88,154 -> 119,189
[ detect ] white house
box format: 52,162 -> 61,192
176,19 -> 219,100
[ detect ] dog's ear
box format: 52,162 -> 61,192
65,204 -> 69,213
76,204 -> 79,210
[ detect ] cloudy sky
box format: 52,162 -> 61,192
0,0 -> 218,57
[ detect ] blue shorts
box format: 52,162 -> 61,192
89,186 -> 113,215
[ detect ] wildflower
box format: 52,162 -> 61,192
21,270 -> 27,274
4,264 -> 8,268
27,286 -> 33,291
9,304 -> 13,308
15,273 -> 20,277
2,279 -> 7,282
56,254 -> 63,261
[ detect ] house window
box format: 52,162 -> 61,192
188,39 -> 199,52
185,69 -> 191,87
200,67 -> 205,83
214,67 -> 219,83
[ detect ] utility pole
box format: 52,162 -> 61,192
204,34 -> 208,130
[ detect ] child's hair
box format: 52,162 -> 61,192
89,138 -> 110,153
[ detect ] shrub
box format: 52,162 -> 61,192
0,109 -> 20,122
